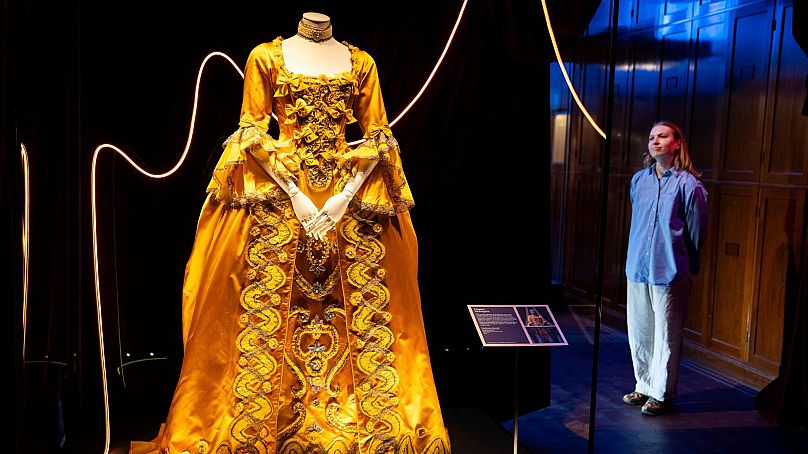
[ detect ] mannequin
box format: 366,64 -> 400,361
131,12 -> 449,453
269,12 -> 379,241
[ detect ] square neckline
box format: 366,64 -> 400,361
275,36 -> 358,81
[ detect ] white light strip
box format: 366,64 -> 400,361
540,0 -> 607,139
91,52 -> 242,454
21,143 -> 30,363
389,0 -> 468,127
347,0 -> 469,146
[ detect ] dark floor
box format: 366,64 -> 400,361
103,302 -> 808,454
481,304 -> 808,453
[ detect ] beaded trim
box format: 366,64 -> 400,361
297,20 -> 333,42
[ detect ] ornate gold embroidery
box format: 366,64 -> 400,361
280,437 -> 355,454
304,157 -> 335,191
422,436 -> 450,454
285,351 -> 307,400
395,434 -> 451,454
340,214 -> 403,452
230,203 -> 293,451
290,305 -> 311,322
295,267 -> 340,302
324,307 -> 349,398
277,433 -> 449,454
398,436 -> 415,454
298,236 -> 337,275
274,40 -> 357,192
292,314 -> 340,393
325,403 -> 358,434
278,401 -> 306,445
209,186 -> 291,209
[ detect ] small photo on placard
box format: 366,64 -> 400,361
467,305 -> 568,347
518,305 -> 567,346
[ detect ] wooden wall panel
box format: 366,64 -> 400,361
708,185 -> 757,358
552,0 -> 806,388
694,0 -> 730,18
627,31 -> 660,168
635,0 -> 661,28
658,26 -> 691,128
764,4 -> 808,185
567,175 -> 602,297
749,189 -> 805,373
686,180 -> 719,342
602,176 -> 629,309
721,8 -> 772,182
689,15 -> 729,180
568,60 -> 585,172
580,44 -> 608,169
550,164 -> 566,285
610,38 -> 632,170
617,0 -> 635,29
664,0 -> 691,18
586,0 -> 612,37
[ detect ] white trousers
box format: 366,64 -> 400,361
626,277 -> 691,402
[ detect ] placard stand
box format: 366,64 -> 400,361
466,305 -> 566,452
512,348 -> 519,454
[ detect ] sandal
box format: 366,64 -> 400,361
641,397 -> 672,415
622,391 -> 649,406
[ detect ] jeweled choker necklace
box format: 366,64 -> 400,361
297,20 -> 333,42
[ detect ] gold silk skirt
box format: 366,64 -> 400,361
131,193 -> 450,453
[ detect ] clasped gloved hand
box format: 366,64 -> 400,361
287,182 -> 319,225
305,161 -> 378,240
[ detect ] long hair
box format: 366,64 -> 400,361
642,120 -> 701,177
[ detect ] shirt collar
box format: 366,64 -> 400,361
648,163 -> 681,178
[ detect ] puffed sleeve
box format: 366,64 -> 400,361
206,43 -> 297,204
337,51 -> 414,215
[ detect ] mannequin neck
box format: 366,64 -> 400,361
282,13 -> 349,76
297,14 -> 333,43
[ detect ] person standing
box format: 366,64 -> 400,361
621,120 -> 709,416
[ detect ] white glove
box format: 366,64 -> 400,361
304,160 -> 378,240
257,163 -> 319,228
305,191 -> 351,241
287,183 -> 319,225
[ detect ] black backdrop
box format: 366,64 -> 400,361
2,0 -> 576,452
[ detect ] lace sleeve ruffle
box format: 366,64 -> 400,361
206,126 -> 299,206
337,124 -> 414,215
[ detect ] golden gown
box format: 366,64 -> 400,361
130,37 -> 450,454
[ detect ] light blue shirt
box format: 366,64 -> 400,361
625,165 -> 709,286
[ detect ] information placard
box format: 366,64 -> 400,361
467,305 -> 568,347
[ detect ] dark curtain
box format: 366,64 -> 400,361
6,0 -> 599,451
2,0 -> 24,450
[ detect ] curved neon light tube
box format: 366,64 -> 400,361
21,143 -> 30,363
540,0 -> 607,139
345,0 -> 468,147
91,52 -> 242,454
92,5 -> 468,451
385,0 -> 468,129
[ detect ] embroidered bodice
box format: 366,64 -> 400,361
207,37 -> 414,215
